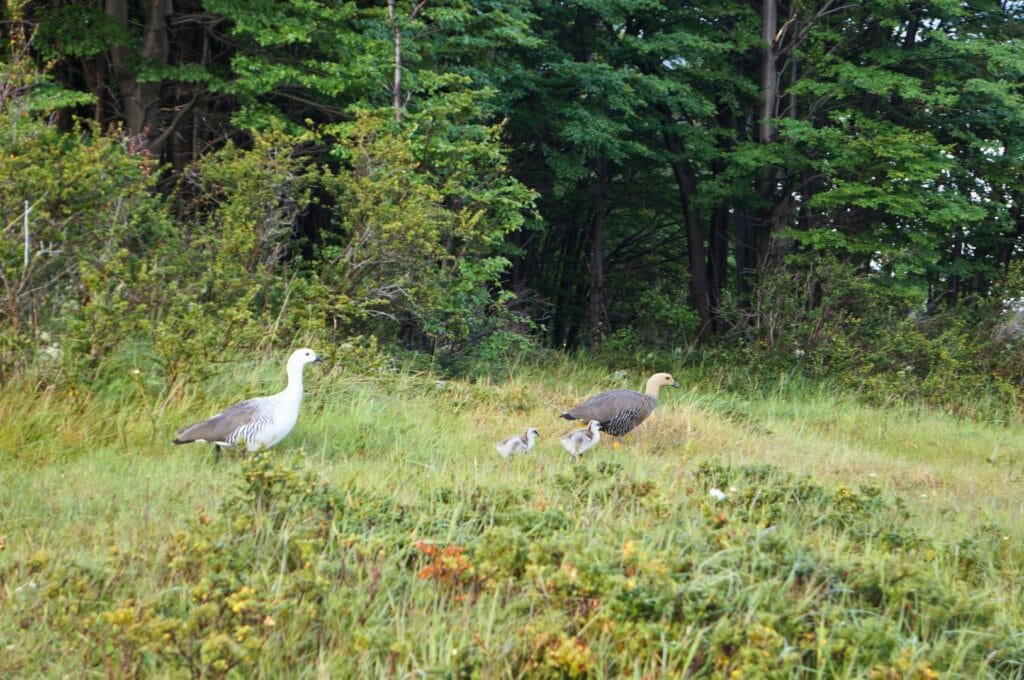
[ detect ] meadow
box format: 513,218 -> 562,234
2,357 -> 1023,678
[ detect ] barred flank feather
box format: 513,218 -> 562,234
559,373 -> 678,440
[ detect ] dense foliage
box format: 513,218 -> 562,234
3,0 -> 1024,411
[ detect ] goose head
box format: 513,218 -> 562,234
288,348 -> 324,370
645,372 -> 679,397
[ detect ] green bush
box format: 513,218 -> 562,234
320,107 -> 536,356
0,83 -> 536,384
712,254 -> 1024,419
0,113 -> 167,378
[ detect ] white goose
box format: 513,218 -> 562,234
173,348 -> 323,455
495,427 -> 539,459
560,420 -> 601,458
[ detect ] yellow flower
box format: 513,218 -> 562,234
621,539 -> 636,561
648,558 -> 669,577
103,606 -> 136,628
226,586 -> 256,613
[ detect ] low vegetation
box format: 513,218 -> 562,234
2,360 -> 1023,677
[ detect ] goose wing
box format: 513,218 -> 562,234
173,399 -> 263,446
563,389 -> 651,427
496,434 -> 525,456
562,390 -> 641,419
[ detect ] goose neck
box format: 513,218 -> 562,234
645,375 -> 670,399
284,362 -> 305,399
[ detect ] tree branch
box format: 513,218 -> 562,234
150,93 -> 200,156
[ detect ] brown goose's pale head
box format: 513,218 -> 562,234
644,372 -> 679,398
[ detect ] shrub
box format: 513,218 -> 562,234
714,253 -> 1024,419
0,113 -> 168,378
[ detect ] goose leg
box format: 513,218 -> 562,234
213,444 -> 223,463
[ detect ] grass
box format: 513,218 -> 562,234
2,356 -> 1023,677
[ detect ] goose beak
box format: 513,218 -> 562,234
314,355 -> 325,364
671,381 -> 680,388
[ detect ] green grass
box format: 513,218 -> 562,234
2,358 -> 1023,677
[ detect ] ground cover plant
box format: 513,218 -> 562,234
2,359 -> 1023,678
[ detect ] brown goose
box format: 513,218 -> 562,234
560,372 -> 679,447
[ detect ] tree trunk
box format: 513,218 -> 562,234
946,238 -> 962,307
747,0 -> 782,297
709,203 -> 729,331
997,203 -> 1024,268
708,105 -> 734,333
553,216 -> 585,347
663,132 -> 713,343
388,0 -> 402,121
734,209 -> 758,303
759,0 -> 778,145
167,19 -> 208,172
106,0 -> 172,152
588,159 -> 610,344
904,4 -> 922,49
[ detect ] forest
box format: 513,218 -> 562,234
1,0 -> 1023,414
5,3 -> 1024,678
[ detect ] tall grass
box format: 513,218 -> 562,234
2,357 -> 1023,677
